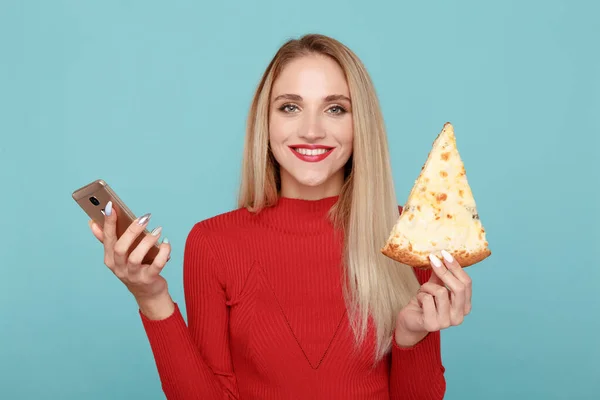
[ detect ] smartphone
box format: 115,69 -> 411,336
72,179 -> 161,265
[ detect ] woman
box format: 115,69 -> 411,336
89,33 -> 472,399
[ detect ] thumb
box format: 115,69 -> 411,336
88,219 -> 105,243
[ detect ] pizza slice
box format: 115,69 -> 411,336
381,122 -> 491,269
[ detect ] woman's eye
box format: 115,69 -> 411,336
280,104 -> 298,113
328,106 -> 346,115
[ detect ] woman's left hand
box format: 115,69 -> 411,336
394,250 -> 472,348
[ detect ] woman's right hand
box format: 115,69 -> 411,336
88,201 -> 172,308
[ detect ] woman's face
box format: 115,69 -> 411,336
269,54 -> 353,200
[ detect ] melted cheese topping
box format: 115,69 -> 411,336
389,123 -> 487,254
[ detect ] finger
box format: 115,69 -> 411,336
420,282 -> 451,329
126,258 -> 144,280
126,228 -> 162,280
416,291 -> 428,307
127,226 -> 162,266
429,253 -> 464,301
146,238 -> 171,277
430,253 -> 466,321
113,212 -> 151,267
88,220 -> 104,243
102,201 -> 117,269
440,250 -> 472,315
420,293 -> 438,332
428,270 -> 444,287
449,290 -> 465,326
440,257 -> 467,321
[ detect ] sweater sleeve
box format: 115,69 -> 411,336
139,223 -> 239,400
389,267 -> 447,400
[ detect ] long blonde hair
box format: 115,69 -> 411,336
238,33 -> 421,361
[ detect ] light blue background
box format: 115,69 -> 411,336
1,1 -> 598,399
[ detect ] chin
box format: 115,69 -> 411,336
278,160 -> 348,196
293,173 -> 330,187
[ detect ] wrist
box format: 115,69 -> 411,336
394,327 -> 428,348
136,290 -> 175,321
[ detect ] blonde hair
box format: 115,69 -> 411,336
238,34 -> 421,361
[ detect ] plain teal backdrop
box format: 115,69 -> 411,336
1,0 -> 598,399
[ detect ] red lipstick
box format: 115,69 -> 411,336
288,144 -> 334,163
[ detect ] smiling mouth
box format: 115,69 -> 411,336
289,146 -> 335,162
292,147 -> 331,156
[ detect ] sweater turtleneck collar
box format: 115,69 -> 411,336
254,195 -> 341,235
276,195 -> 339,213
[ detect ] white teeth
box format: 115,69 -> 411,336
294,148 -> 330,156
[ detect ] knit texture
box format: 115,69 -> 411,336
140,196 -> 446,399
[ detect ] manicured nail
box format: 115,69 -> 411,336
162,237 -> 169,244
138,213 -> 151,225
151,226 -> 162,236
429,254 -> 443,268
441,250 -> 453,263
105,201 -> 112,216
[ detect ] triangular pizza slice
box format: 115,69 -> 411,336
381,122 -> 491,269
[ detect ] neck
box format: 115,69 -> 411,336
279,171 -> 345,201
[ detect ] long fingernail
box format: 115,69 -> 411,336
105,201 -> 112,216
138,213 -> 151,225
429,254 -> 443,268
151,226 -> 162,236
441,250 -> 453,263
162,237 -> 169,244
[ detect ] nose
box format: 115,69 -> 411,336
298,113 -> 326,141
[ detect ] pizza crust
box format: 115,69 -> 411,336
382,122 -> 491,269
381,241 -> 492,269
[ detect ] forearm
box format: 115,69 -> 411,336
389,331 -> 446,400
139,302 -> 236,399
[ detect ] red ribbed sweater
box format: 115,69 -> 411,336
140,196 -> 446,399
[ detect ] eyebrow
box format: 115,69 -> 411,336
272,93 -> 351,103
